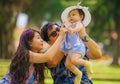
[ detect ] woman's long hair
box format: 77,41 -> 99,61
10,27 -> 45,84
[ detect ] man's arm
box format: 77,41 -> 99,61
78,27 -> 102,59
85,38 -> 102,59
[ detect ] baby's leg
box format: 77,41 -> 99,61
65,56 -> 82,84
84,61 -> 93,79
71,53 -> 93,79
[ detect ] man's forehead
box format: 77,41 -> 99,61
53,25 -> 58,28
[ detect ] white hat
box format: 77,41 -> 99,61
61,3 -> 91,27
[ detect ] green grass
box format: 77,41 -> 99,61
0,59 -> 10,78
92,61 -> 120,80
0,59 -> 120,84
93,80 -> 120,84
92,61 -> 120,84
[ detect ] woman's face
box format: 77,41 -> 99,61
68,9 -> 83,23
30,32 -> 43,52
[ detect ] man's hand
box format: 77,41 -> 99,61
78,26 -> 87,39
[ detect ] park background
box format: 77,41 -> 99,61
0,0 -> 120,84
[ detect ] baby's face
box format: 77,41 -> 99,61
68,9 -> 82,23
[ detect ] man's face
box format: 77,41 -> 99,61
47,25 -> 60,45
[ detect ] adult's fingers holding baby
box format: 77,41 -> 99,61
58,22 -> 68,38
79,26 -> 87,39
66,28 -> 74,34
59,27 -> 67,36
61,21 -> 66,28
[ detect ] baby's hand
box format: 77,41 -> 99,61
76,24 -> 83,30
66,27 -> 74,34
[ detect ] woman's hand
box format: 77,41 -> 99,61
59,22 -> 67,36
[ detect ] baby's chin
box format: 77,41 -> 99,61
69,19 -> 79,23
69,20 -> 74,23
69,21 -> 77,23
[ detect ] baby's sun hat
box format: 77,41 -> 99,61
61,2 -> 91,27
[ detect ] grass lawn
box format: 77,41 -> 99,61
0,59 -> 120,84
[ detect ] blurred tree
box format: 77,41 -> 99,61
0,0 -> 119,65
0,0 -> 64,59
0,0 -> 33,58
89,0 -> 120,65
25,0 -> 64,26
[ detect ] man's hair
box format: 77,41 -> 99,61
41,22 -> 59,41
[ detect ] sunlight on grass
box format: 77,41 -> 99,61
92,61 -> 120,79
0,59 -> 10,79
45,78 -> 53,84
0,59 -> 120,84
93,80 -> 120,84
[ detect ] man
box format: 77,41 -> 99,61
41,22 -> 102,84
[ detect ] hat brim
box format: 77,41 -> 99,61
61,6 -> 91,27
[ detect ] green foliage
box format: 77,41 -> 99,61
89,0 -> 120,41
25,0 -> 65,26
1,0 -> 120,65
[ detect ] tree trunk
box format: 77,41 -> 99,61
0,0 -> 16,59
111,24 -> 120,65
0,0 -> 29,59
111,1 -> 120,65
2,26 -> 15,59
1,26 -> 14,59
112,38 -> 120,65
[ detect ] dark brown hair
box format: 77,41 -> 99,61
77,9 -> 85,21
10,27 -> 45,84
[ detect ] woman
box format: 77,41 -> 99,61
0,26 -> 66,84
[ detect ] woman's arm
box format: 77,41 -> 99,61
47,47 -> 64,68
29,28 -> 66,63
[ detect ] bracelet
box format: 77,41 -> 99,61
82,35 -> 91,42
